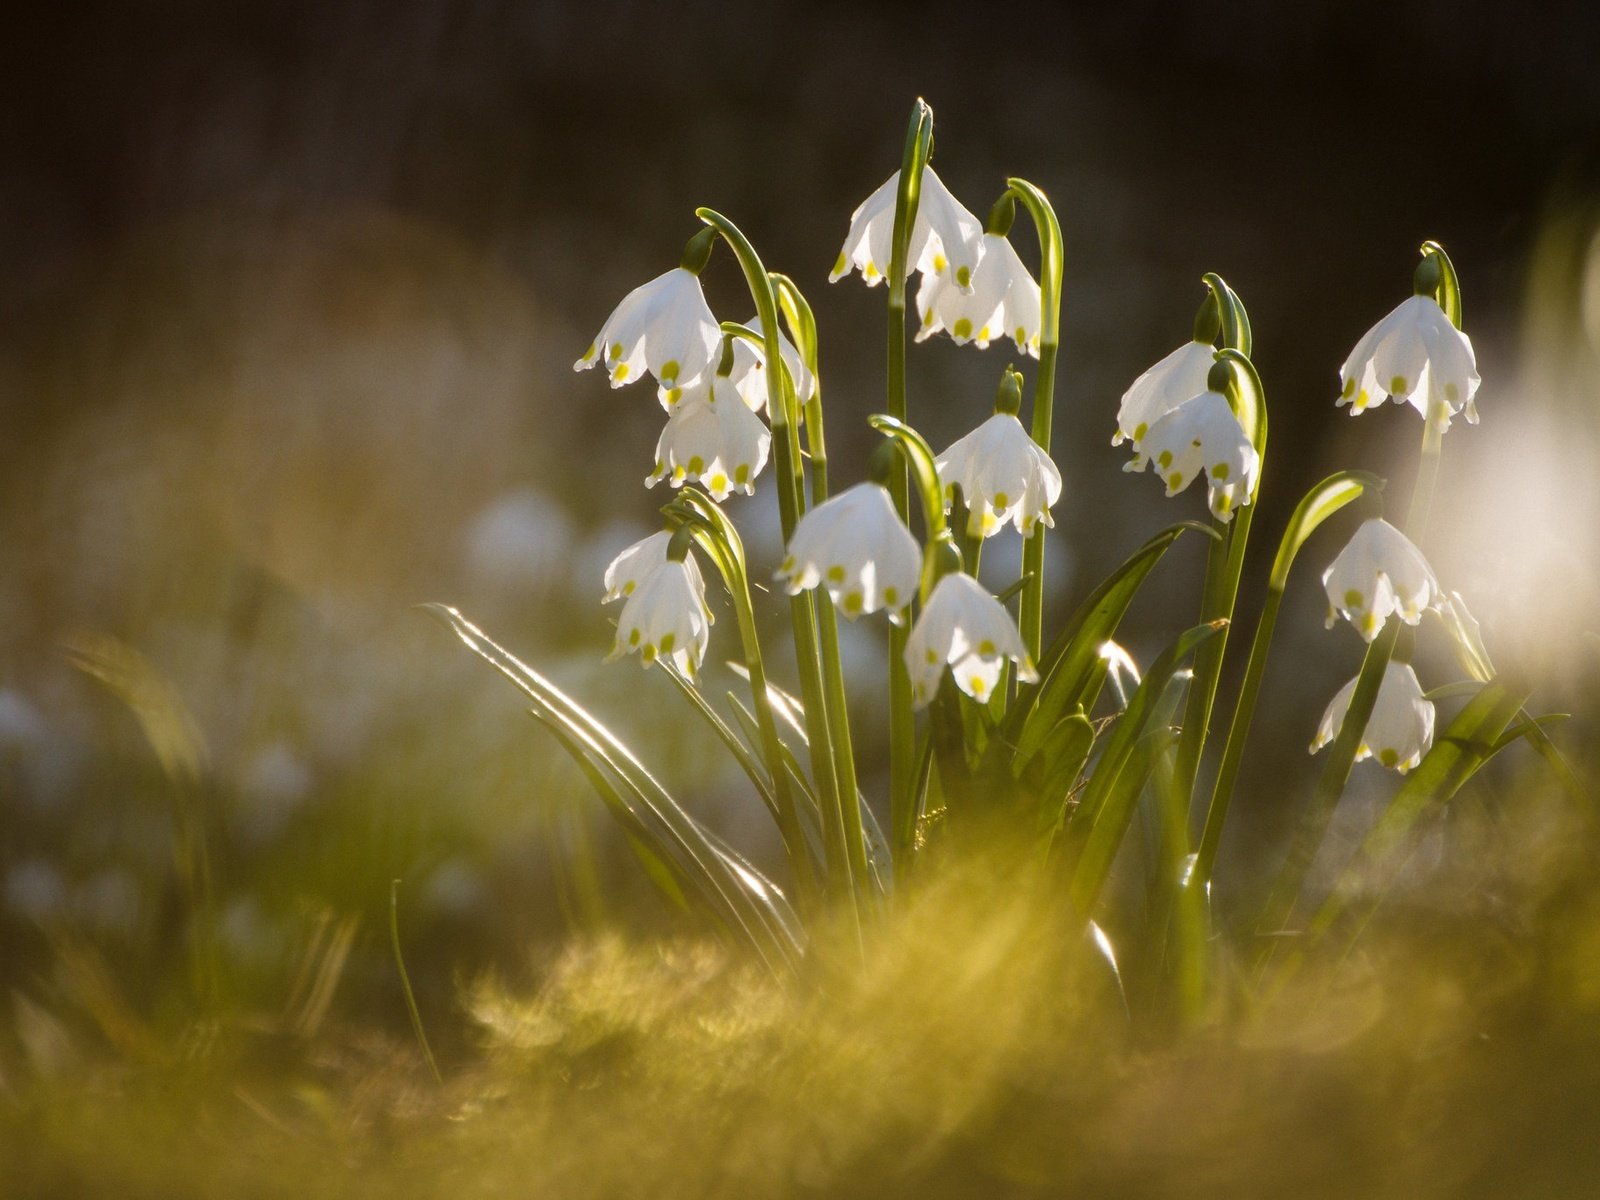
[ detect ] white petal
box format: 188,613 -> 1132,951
1116,341 -> 1215,448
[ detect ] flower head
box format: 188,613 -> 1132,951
830,166 -> 984,291
574,266 -> 720,389
607,555 -> 711,676
775,482 -> 921,623
1114,340 -> 1215,448
1310,660 -> 1435,773
602,530 -> 709,607
663,315 -> 812,414
905,572 -> 1037,707
1322,518 -> 1445,641
936,412 -> 1062,538
647,377 -> 771,502
1337,294 -> 1480,428
1125,389 -> 1258,522
915,232 -> 1041,356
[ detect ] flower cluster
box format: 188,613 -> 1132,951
602,531 -> 712,677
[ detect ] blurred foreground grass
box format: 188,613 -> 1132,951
6,787 -> 1600,1199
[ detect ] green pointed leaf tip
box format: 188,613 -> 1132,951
1268,471 -> 1382,592
1201,272 -> 1252,356
1419,240 -> 1463,329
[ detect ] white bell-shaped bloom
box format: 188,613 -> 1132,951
574,266 -> 720,390
775,482 -> 921,623
601,531 -> 710,615
914,232 -> 1041,356
663,315 -> 814,414
905,572 -> 1038,707
1114,340 -> 1215,448
1337,294 -> 1481,428
1321,518 -> 1445,641
1126,389 -> 1258,523
647,378 -> 771,502
1310,660 -> 1435,773
830,166 -> 984,291
607,557 -> 710,676
935,413 -> 1062,538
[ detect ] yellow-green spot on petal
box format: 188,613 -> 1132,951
1355,389 -> 1370,410
628,628 -> 641,646
661,360 -> 679,384
779,555 -> 795,573
1211,463 -> 1230,481
956,266 -> 971,288
1379,748 -> 1399,768
832,252 -> 847,276
641,643 -> 656,664
827,565 -> 846,583
609,343 -> 623,361
613,363 -> 630,382
952,318 -> 973,339
864,262 -> 880,281
981,510 -> 998,533
993,491 -> 1009,509
1168,472 -> 1183,490
933,252 -> 948,273
1016,326 -> 1027,343
1390,375 -> 1407,394
1341,377 -> 1356,399
926,649 -> 938,664
969,676 -> 986,697
582,342 -> 597,362
687,455 -> 705,474
1157,450 -> 1173,469
710,472 -> 727,494
1444,381 -> 1460,402
883,587 -> 898,605
977,325 -> 991,340
844,592 -> 863,614
658,633 -> 675,654
1361,612 -> 1378,635
1344,589 -> 1363,607
1133,422 -> 1148,442
623,581 -> 636,596
978,639 -> 996,655
923,309 -> 934,327
734,464 -> 750,485
666,388 -> 682,405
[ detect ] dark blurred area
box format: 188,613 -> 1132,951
1,0 -> 1598,1053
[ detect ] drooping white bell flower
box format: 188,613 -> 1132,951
664,315 -> 814,414
574,266 -> 721,390
1337,294 -> 1481,428
775,482 -> 922,624
1126,389 -> 1258,523
935,412 -> 1062,538
647,377 -> 771,502
607,556 -> 711,676
830,166 -> 984,291
914,232 -> 1041,356
602,530 -> 710,615
1113,340 -> 1215,449
1309,660 -> 1435,773
1321,518 -> 1445,641
905,572 -> 1038,707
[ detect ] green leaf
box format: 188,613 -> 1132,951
425,604 -> 803,973
1007,521 -> 1211,764
1061,621 -> 1227,919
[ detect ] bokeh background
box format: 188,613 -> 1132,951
2,0 -> 1598,1050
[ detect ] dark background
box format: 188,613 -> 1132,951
2,0 -> 1597,1037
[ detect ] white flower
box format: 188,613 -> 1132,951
1310,660 -> 1435,773
914,232 -> 1041,356
647,379 -> 771,502
1322,518 -> 1445,642
1337,294 -> 1481,428
1125,389 -> 1258,523
1114,340 -> 1215,448
935,413 -> 1062,538
775,482 -> 921,623
608,557 -> 710,676
829,166 -> 984,291
905,572 -> 1038,707
574,266 -> 720,389
602,530 -> 709,612
663,315 -> 813,414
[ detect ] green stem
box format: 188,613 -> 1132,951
886,100 -> 933,870
1007,178 -> 1064,663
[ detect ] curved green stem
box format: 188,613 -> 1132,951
886,100 -> 934,870
1007,177 -> 1064,663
